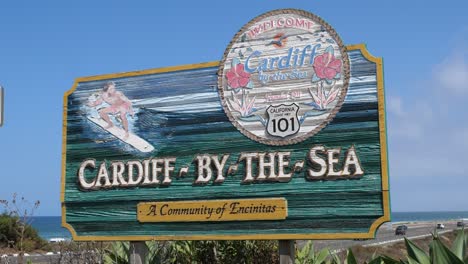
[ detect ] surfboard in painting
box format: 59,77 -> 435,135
87,116 -> 154,153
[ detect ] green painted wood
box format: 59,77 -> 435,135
62,48 -> 388,239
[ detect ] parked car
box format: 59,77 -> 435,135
457,221 -> 465,227
395,225 -> 408,235
436,223 -> 445,229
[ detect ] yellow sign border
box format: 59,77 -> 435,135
61,43 -> 390,241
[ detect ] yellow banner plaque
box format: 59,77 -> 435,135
137,198 -> 287,222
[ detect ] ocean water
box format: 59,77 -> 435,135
30,216 -> 72,241
391,211 -> 468,223
31,212 -> 468,241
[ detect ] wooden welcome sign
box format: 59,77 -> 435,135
61,9 -> 390,241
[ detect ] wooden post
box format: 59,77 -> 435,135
279,240 -> 295,264
129,241 -> 148,264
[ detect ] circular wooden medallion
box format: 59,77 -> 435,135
218,9 -> 350,145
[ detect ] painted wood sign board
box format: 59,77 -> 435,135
61,9 -> 390,241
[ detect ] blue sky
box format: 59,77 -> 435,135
0,0 -> 467,216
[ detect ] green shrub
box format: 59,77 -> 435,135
295,241 -> 335,264
215,240 -> 278,264
0,213 -> 17,246
102,240 -> 278,264
0,213 -> 46,251
21,239 -> 36,252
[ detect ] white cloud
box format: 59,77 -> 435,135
387,99 -> 432,140
452,128 -> 468,147
389,120 -> 423,139
388,35 -> 468,211
389,47 -> 468,179
390,144 -> 466,177
387,96 -> 405,117
434,53 -> 468,94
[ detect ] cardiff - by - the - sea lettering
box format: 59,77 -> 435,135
77,145 -> 364,190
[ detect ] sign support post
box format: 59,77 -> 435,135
129,241 -> 148,264
279,240 -> 295,264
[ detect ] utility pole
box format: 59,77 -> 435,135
0,86 -> 4,127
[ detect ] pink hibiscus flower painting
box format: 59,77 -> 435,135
313,52 -> 342,80
226,63 -> 251,89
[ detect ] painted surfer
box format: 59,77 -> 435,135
87,81 -> 134,139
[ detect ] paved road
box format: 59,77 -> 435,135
304,221 -> 462,251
